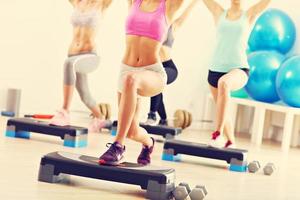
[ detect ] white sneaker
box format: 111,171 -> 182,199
89,118 -> 106,133
145,118 -> 157,126
208,131 -> 225,148
50,109 -> 70,126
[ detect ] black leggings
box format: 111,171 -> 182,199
149,59 -> 178,120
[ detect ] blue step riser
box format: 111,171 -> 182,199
229,165 -> 248,172
162,153 -> 182,162
111,129 -> 117,136
63,140 -> 88,148
5,131 -> 30,139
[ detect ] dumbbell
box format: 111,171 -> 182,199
189,185 -> 207,200
173,109 -> 193,129
248,161 -> 261,173
173,182 -> 191,200
173,183 -> 207,200
263,163 -> 275,176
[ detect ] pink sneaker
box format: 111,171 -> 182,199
208,131 -> 224,148
224,140 -> 236,149
50,109 -> 70,126
89,118 -> 106,133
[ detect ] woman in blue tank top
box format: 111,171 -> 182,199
202,0 -> 271,148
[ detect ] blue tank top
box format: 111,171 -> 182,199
210,10 -> 250,72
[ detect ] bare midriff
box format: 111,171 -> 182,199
68,26 -> 96,55
159,45 -> 172,62
123,35 -> 162,67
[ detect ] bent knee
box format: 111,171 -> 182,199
218,80 -> 230,93
123,73 -> 139,89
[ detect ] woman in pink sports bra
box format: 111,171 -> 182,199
99,0 -> 186,166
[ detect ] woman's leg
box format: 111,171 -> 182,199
156,60 -> 178,123
99,71 -> 164,165
209,86 -> 234,145
62,86 -> 74,110
157,94 -> 168,125
76,73 -> 105,132
62,58 -> 76,110
146,94 -> 162,123
75,73 -> 102,118
164,60 -> 178,85
127,98 -> 153,146
115,70 -> 165,146
50,58 -> 76,126
215,69 -> 248,144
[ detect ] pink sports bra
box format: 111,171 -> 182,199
125,0 -> 168,42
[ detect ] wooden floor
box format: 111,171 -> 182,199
0,116 -> 299,200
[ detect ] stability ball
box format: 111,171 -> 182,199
276,56 -> 300,107
248,9 -> 296,54
231,88 -> 248,99
245,51 -> 285,103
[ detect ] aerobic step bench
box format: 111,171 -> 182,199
5,118 -> 88,148
162,139 -> 248,172
38,151 -> 175,200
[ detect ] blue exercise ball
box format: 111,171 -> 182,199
249,9 -> 296,54
276,56 -> 300,107
246,46 -> 252,55
245,51 -> 285,103
231,88 -> 249,99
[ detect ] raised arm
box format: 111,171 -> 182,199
202,0 -> 224,23
173,0 -> 199,29
247,0 -> 271,23
128,0 -> 133,8
69,0 -> 78,7
101,0 -> 113,12
166,0 -> 184,23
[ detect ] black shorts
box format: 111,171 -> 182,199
208,68 -> 250,88
162,59 -> 178,85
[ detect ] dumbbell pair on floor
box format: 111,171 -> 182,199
248,161 -> 276,175
173,182 -> 207,200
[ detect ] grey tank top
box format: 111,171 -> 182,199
162,26 -> 175,48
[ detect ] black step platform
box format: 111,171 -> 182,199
5,118 -> 88,148
111,121 -> 182,139
162,139 -> 248,172
38,151 -> 175,200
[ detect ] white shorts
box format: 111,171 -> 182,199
118,62 -> 168,94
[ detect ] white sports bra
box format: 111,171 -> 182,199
71,8 -> 100,28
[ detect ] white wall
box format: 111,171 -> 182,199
0,0 -> 299,121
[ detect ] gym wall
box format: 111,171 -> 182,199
0,0 -> 299,123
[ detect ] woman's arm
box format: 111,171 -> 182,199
202,0 -> 224,23
128,0 -> 133,8
166,0 -> 184,23
247,0 -> 271,23
173,0 -> 199,29
101,0 -> 113,11
69,0 -> 78,7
